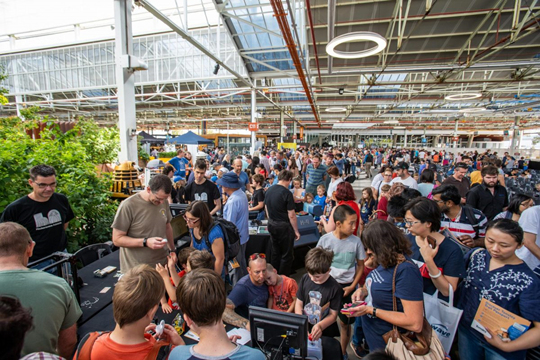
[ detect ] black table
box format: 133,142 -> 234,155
77,251 -> 121,326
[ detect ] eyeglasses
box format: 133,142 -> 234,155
34,182 -> 57,189
404,220 -> 421,226
433,199 -> 445,204
249,253 -> 266,261
183,215 -> 200,224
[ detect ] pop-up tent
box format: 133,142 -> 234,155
138,131 -> 165,143
165,131 -> 214,145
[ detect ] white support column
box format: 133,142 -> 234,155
510,116 -> 520,155
404,130 -> 408,147
453,119 -> 459,148
114,0 -> 138,163
250,88 -> 257,155
293,121 -> 297,144
183,0 -> 188,31
280,111 -> 285,143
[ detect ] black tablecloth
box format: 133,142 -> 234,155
77,251 -> 121,325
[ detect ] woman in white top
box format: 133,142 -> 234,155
326,166 -> 343,206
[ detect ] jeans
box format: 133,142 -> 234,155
458,325 -> 509,360
351,165 -> 356,175
268,220 -> 295,276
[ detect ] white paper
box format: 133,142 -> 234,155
227,328 -> 251,345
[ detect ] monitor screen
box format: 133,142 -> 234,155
249,306 -> 308,359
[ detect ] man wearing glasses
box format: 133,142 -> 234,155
112,174 -> 175,273
0,165 -> 74,264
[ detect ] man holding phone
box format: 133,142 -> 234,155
432,184 -> 488,248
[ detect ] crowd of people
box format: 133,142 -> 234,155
1,145 -> 540,360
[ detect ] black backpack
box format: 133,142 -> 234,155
366,153 -> 373,163
204,218 -> 241,261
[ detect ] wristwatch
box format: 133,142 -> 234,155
142,237 -> 148,247
372,307 -> 377,318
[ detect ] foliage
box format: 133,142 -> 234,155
138,136 -> 150,161
533,136 -> 540,146
0,65 -> 7,105
0,108 -> 120,252
159,151 -> 177,158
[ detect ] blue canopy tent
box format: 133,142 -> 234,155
165,131 -> 214,145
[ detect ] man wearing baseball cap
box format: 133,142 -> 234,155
217,172 -> 249,284
390,161 -> 418,189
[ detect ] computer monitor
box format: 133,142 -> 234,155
169,203 -> 188,217
249,306 -> 308,359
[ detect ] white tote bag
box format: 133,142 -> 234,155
423,284 -> 463,354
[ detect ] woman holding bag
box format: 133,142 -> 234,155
457,219 -> 540,360
347,220 -> 425,353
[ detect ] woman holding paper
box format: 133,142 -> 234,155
457,219 -> 540,360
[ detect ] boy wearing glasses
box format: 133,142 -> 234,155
0,164 -> 74,263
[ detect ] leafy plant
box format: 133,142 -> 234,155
138,136 -> 150,161
0,108 -> 120,252
159,151 -> 177,158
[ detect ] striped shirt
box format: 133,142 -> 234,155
306,163 -> 328,187
441,207 -> 488,239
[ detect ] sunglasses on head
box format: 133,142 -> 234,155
249,253 -> 266,261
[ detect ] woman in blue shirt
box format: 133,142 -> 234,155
403,197 -> 465,300
457,219 -> 540,360
185,201 -> 225,275
347,220 -> 424,351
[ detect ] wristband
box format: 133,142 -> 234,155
143,237 -> 148,247
429,270 -> 442,279
372,307 -> 377,318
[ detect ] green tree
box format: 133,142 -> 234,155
0,108 -> 120,251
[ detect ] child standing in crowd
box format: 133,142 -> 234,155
292,178 -> 306,212
295,247 -> 344,345
374,184 -> 391,221
249,174 -> 266,220
317,205 -> 366,358
314,184 -> 327,210
359,188 -> 377,230
265,263 -> 298,313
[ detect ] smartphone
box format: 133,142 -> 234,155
426,235 -> 436,249
340,301 -> 366,314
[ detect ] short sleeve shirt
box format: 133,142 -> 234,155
228,275 -> 269,318
191,224 -> 224,254
362,261 -> 423,351
269,275 -> 298,312
457,249 -> 540,360
516,206 -> 540,270
111,193 -> 172,272
297,273 -> 343,324
170,344 -> 265,360
306,164 -> 328,188
408,234 -> 466,301
265,184 -> 295,223
317,232 -> 366,284
184,180 -> 221,213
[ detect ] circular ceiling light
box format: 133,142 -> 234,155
459,107 -> 487,113
325,107 -> 347,113
326,31 -> 387,59
445,93 -> 482,101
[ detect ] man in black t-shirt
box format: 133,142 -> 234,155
184,159 -> 221,215
0,165 -> 74,262
264,170 -> 300,276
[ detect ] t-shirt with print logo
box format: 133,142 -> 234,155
184,180 -> 221,213
0,193 -> 74,261
268,275 -> 298,312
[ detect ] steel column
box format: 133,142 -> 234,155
250,88 -> 257,154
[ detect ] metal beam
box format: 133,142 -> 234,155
135,0 -> 252,88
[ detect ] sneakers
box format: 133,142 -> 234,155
349,342 -> 369,359
343,354 -> 348,360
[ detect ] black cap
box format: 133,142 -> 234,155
396,161 -> 409,170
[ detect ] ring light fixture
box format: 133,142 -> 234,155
326,31 -> 387,59
325,107 -> 347,112
445,93 -> 482,101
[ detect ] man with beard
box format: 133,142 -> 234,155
432,184 -> 488,248
466,165 -> 508,221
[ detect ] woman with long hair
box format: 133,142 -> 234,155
289,157 -> 300,179
320,182 -> 360,236
347,220 -> 424,352
185,201 -> 225,275
493,193 -> 534,221
457,219 -> 540,360
359,187 -> 377,230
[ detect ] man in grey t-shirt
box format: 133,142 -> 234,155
112,174 -> 174,272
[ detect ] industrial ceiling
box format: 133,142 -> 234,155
1,0 -> 540,134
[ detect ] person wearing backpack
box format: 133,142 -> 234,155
185,201 -> 226,275
217,172 -> 249,284
363,151 -> 374,179
74,264 -> 184,360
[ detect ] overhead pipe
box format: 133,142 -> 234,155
305,0 -> 322,84
269,0 -> 322,128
